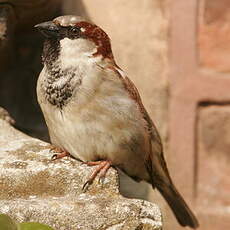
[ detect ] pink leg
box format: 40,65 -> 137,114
49,145 -> 70,160
82,161 -> 103,166
98,162 -> 111,178
82,160 -> 111,191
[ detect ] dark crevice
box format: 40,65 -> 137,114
199,101 -> 230,107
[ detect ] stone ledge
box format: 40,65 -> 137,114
0,108 -> 162,229
0,198 -> 162,230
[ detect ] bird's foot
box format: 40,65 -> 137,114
82,160 -> 111,192
49,145 -> 70,160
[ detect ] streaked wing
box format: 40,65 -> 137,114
111,65 -> 172,185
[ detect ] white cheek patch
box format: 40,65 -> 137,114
59,38 -> 99,69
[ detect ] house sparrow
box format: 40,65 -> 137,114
35,15 -> 199,228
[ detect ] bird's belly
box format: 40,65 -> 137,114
42,99 -> 149,179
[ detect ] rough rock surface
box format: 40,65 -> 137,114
0,108 -> 162,230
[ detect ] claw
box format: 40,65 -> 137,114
51,154 -> 58,161
82,180 -> 92,192
48,145 -> 70,160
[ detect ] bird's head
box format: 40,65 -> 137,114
35,15 -> 113,67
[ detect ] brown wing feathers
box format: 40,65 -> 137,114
113,66 -> 199,228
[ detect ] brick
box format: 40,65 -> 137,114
196,105 -> 230,229
199,0 -> 230,72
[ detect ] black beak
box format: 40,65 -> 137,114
35,21 -> 59,38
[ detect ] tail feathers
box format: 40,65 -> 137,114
157,183 -> 199,228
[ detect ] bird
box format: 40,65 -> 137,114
35,15 -> 199,228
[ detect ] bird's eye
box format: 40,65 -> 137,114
70,27 -> 80,34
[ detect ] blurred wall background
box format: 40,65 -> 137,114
0,0 -> 229,229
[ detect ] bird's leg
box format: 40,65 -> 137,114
82,160 -> 111,191
98,161 -> 111,184
49,145 -> 70,160
82,161 -> 103,166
